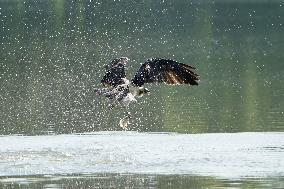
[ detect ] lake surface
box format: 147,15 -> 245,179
0,0 -> 284,188
1,132 -> 284,188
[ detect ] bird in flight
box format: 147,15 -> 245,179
95,57 -> 199,129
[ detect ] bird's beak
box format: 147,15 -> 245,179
144,88 -> 150,94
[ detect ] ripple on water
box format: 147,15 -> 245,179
0,132 -> 283,179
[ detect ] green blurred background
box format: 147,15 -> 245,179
0,0 -> 283,135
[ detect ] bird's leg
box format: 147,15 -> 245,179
127,111 -> 131,120
125,105 -> 131,119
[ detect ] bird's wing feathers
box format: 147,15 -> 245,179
131,58 -> 199,86
101,58 -> 126,87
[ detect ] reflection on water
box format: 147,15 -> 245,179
1,173 -> 284,189
0,0 -> 283,134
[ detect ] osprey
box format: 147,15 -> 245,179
95,57 -> 199,129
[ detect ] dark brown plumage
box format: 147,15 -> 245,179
100,57 -> 199,88
131,58 -> 199,86
101,57 -> 129,87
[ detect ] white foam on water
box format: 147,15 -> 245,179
0,132 -> 284,179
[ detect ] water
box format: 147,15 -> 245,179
1,132 -> 284,188
1,0 -> 284,188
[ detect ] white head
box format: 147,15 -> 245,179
119,57 -> 129,65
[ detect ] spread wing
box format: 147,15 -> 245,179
101,58 -> 127,87
131,58 -> 199,87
